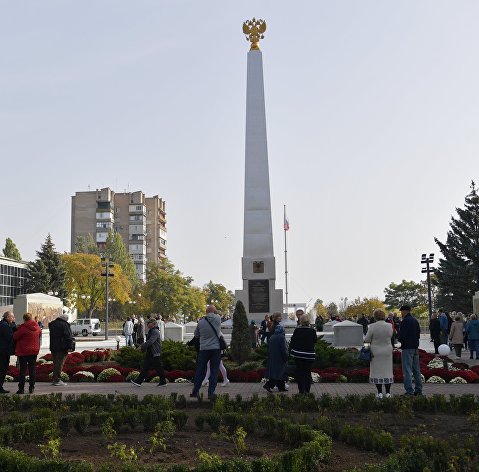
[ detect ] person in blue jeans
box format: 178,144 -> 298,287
397,305 -> 422,396
465,314 -> 479,359
190,305 -> 222,400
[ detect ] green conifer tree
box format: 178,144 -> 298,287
24,260 -> 50,294
230,300 -> 251,365
2,237 -> 22,261
24,234 -> 67,300
435,181 -> 479,312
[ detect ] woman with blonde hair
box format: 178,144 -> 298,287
364,309 -> 393,398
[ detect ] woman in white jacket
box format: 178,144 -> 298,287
364,309 -> 394,398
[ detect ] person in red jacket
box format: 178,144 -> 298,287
13,312 -> 41,394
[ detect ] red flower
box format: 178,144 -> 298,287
7,366 -> 19,380
106,375 -> 125,383
320,373 -> 341,382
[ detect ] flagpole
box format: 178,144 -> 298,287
284,204 -> 289,316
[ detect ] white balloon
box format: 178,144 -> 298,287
438,344 -> 451,356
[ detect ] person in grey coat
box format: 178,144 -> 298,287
136,317 -> 146,345
131,319 -> 167,387
190,305 -> 222,400
263,324 -> 288,392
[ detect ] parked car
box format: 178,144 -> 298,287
70,318 -> 101,337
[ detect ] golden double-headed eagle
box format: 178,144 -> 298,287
242,18 -> 266,51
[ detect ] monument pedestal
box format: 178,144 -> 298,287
473,291 -> 479,316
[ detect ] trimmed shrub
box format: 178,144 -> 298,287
230,300 -> 251,365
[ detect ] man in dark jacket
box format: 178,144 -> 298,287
0,311 -> 16,394
290,314 -> 317,393
358,313 -> 369,335
397,305 -> 422,396
131,319 -> 167,387
49,315 -> 75,386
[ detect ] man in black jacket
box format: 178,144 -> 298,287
0,311 -> 16,394
49,315 -> 74,386
397,305 -> 422,396
131,319 -> 167,387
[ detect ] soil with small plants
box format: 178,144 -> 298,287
8,403 -> 479,471
16,426 -> 284,469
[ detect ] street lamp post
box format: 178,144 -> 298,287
101,257 -> 115,341
421,253 -> 435,320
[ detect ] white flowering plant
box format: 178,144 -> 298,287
72,371 -> 95,382
311,372 -> 321,383
97,368 -> 121,382
449,377 -> 468,384
427,358 -> 459,371
426,375 -> 446,384
174,378 -> 189,383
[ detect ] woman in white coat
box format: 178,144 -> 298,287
364,309 -> 394,398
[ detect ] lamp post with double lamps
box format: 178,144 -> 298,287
421,253 -> 435,321
101,257 -> 115,340
80,294 -> 91,318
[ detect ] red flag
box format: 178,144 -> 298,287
284,215 -> 290,231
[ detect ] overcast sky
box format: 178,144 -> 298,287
1,1 -> 478,310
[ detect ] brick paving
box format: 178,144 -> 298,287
3,379 -> 476,400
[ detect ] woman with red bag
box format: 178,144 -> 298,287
13,313 -> 41,394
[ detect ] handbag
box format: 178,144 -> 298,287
358,345 -> 372,362
205,318 -> 227,353
187,336 -> 200,353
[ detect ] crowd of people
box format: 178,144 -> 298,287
429,309 -> 479,359
0,302 -> 478,400
0,310 -> 75,394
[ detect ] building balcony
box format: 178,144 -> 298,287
96,211 -> 114,221
129,243 -> 146,255
129,215 -> 146,224
129,204 -> 146,215
96,222 -> 113,231
97,201 -> 113,211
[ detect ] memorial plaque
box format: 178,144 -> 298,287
253,261 -> 264,273
249,279 -> 270,313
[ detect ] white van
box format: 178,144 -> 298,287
70,318 -> 101,337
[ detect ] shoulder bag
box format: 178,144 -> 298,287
358,344 -> 372,362
204,318 -> 227,353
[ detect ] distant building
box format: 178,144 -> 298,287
71,187 -> 167,282
0,255 -> 27,307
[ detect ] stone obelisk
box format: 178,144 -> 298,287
235,18 -> 283,322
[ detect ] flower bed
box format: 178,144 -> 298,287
10,343 -> 479,385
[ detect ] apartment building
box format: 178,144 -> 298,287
71,188 -> 167,282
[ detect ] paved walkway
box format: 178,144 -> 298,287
3,380 -> 477,399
